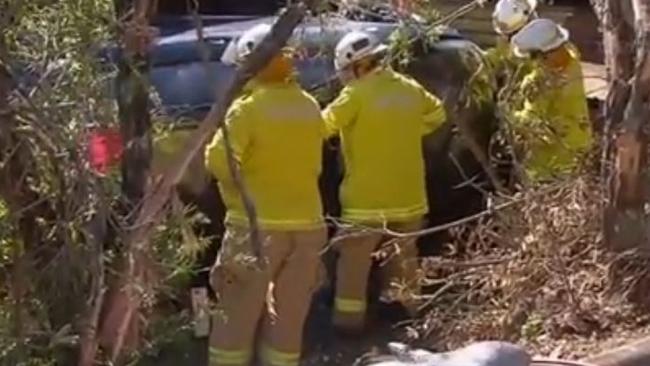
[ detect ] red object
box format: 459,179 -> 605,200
88,128 -> 124,175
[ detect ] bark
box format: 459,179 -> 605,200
603,0 -> 650,252
601,0 -> 634,177
117,57 -> 152,203
77,203 -> 108,366
97,0 -> 154,362
0,28 -> 26,364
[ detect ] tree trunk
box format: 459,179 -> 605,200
0,23 -> 27,364
97,0 -> 154,362
603,0 -> 650,252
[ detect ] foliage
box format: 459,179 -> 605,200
1,1 -> 205,364
407,176 -> 650,359
0,0 -> 624,365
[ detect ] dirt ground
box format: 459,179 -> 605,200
141,271 -> 650,366
138,288 -> 403,366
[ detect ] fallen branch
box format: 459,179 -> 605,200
130,1 -> 310,262
107,2 -> 313,362
190,0 -> 261,263
453,76 -> 509,195
329,182 -> 566,241
77,199 -> 108,366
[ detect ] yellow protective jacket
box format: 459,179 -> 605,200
323,68 -> 447,223
205,81 -> 325,230
153,128 -> 208,196
512,45 -> 593,181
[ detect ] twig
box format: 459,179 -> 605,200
421,256 -> 512,270
108,0 -> 154,360
189,0 -> 262,262
421,280 -> 482,340
328,183 -> 564,241
127,1 -> 311,259
453,67 -> 509,194
429,0 -> 488,27
78,200 -> 107,366
494,65 -> 530,187
416,281 -> 457,311
305,0 -> 488,94
531,360 -> 600,366
449,150 -> 491,195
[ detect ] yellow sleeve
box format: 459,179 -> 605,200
483,47 -> 502,74
517,71 -> 548,119
512,70 -> 554,144
419,85 -> 447,135
322,85 -> 358,138
205,97 -> 253,183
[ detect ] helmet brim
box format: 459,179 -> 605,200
334,43 -> 389,71
372,44 -> 389,57
512,24 -> 569,58
221,39 -> 240,65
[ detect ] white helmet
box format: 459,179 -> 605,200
492,0 -> 538,36
511,18 -> 569,57
221,40 -> 239,65
237,23 -> 273,59
334,31 -> 388,71
221,23 -> 273,65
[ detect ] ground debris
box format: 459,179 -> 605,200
407,176 -> 650,360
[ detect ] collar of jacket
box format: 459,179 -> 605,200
541,44 -> 574,72
252,77 -> 299,89
352,67 -> 391,85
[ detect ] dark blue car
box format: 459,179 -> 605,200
146,16 -> 404,119
106,11 -> 465,193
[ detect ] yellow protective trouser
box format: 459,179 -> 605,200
333,219 -> 423,333
209,225 -> 327,366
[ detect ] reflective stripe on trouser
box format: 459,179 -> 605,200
334,297 -> 367,313
262,345 -> 300,366
209,347 -> 251,366
333,219 -> 423,332
209,224 -> 327,366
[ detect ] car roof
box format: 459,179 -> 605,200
104,15 -> 466,121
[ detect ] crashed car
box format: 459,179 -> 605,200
96,14 -> 420,188
94,10 -> 498,278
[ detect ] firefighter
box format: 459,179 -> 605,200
323,31 -> 447,334
509,18 -> 593,181
205,24 -> 327,366
485,0 -> 538,81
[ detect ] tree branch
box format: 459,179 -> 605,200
107,2 -> 313,362
190,0 -> 263,264
329,182 -> 565,241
